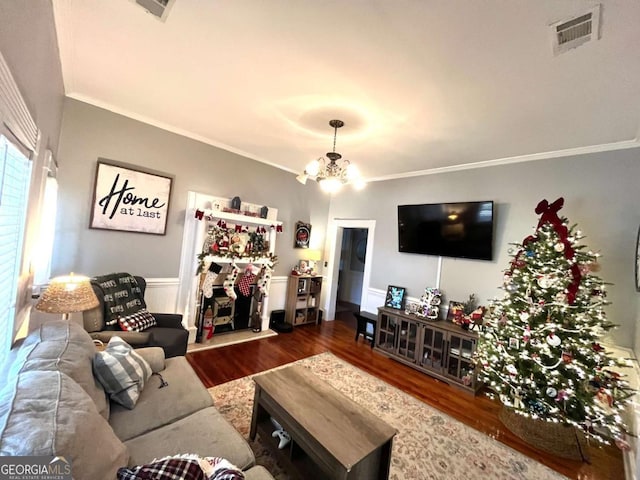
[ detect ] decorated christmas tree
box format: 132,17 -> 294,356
475,198 -> 633,445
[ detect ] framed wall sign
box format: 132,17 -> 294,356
90,159 -> 173,235
385,285 -> 406,310
294,221 -> 311,249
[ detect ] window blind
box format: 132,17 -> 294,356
0,135 -> 32,368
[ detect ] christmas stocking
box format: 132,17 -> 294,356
223,263 -> 240,300
202,262 -> 222,298
256,263 -> 273,297
238,264 -> 261,297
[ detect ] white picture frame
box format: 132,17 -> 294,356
90,159 -> 173,235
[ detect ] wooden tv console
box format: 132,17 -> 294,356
375,306 -> 480,393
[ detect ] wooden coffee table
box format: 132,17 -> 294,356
249,364 -> 396,479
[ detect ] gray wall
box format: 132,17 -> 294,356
328,149 -> 640,349
53,99 -> 330,278
0,0 -> 64,159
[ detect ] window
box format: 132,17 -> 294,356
32,151 -> 58,286
0,135 -> 32,368
0,49 -> 40,370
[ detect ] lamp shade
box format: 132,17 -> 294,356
306,250 -> 322,262
36,273 -> 99,315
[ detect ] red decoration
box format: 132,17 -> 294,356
195,209 -> 204,220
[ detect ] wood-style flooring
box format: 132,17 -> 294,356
186,316 -> 625,480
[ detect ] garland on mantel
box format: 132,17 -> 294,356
194,208 -> 284,233
195,210 -> 279,275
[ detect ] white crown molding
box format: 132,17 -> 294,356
66,94 -> 640,184
367,138 -> 640,183
64,93 -> 300,175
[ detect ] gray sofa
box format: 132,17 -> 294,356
0,320 -> 274,480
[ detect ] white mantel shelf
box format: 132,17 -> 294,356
203,255 -> 275,265
204,210 -> 283,227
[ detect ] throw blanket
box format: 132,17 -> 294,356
93,273 -> 147,326
117,455 -> 245,480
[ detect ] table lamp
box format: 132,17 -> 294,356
306,250 -> 322,274
36,273 -> 99,320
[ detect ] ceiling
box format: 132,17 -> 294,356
52,0 -> 640,182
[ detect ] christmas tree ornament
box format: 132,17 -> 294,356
546,387 -> 557,398
523,325 -> 531,344
554,242 -> 565,252
546,333 -> 561,347
562,350 -> 573,363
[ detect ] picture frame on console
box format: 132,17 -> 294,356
446,300 -> 465,322
385,285 -> 406,310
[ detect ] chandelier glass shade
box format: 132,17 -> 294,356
297,119 -> 365,193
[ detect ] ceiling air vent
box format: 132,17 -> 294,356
550,5 -> 601,55
132,0 -> 175,22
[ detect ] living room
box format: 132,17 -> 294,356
1,1 -> 640,479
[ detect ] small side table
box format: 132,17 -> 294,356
354,311 -> 377,348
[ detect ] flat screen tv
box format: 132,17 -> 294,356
398,201 -> 494,261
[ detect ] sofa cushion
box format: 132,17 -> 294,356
135,346 -> 166,373
124,407 -> 255,471
0,370 -> 129,480
109,356 -> 214,441
10,320 -> 110,419
244,466 -> 275,480
93,336 -> 152,409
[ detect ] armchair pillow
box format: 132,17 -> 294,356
93,336 -> 152,409
118,308 -> 157,332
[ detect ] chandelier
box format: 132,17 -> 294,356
296,119 -> 365,193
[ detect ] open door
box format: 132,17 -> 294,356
323,219 -> 375,321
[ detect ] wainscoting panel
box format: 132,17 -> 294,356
144,278 -> 180,313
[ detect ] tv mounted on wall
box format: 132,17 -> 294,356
398,201 -> 494,261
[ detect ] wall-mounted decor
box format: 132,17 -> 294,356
294,221 -> 311,249
90,159 -> 173,235
385,285 -> 406,310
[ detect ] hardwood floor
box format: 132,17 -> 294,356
186,318 -> 625,480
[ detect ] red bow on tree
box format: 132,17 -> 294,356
535,197 -> 581,304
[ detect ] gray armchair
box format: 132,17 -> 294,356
83,276 -> 188,358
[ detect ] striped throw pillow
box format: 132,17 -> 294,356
92,336 -> 152,409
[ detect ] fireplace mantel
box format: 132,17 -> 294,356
177,192 -> 282,342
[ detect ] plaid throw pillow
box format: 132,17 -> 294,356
118,308 -> 157,332
93,336 -> 152,409
117,455 -> 245,480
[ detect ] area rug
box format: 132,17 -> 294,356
208,352 -> 567,480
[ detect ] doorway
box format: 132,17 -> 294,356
335,228 -> 368,321
323,219 -> 375,321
